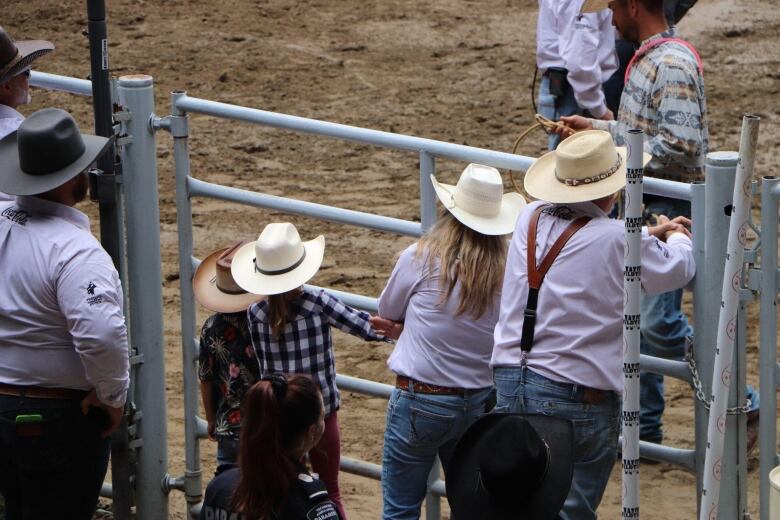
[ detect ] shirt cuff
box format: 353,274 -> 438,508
591,118 -> 610,131
97,379 -> 129,408
666,232 -> 693,246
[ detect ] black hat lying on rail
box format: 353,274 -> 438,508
446,413 -> 575,520
0,108 -> 110,196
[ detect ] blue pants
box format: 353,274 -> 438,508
381,384 -> 492,520
494,367 -> 620,520
0,395 -> 111,520
216,435 -> 239,468
538,74 -> 583,151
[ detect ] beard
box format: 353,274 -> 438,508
72,172 -> 89,203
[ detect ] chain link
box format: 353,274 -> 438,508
686,350 -> 752,415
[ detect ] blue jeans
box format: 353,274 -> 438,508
0,395 -> 111,520
381,384 -> 493,520
493,367 -> 620,520
216,435 -> 239,467
538,75 -> 583,151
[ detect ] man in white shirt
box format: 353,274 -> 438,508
0,108 -> 128,519
492,131 -> 695,519
0,26 -> 55,202
536,0 -> 617,150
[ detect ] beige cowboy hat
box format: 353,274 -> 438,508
0,27 -> 54,85
580,0 -> 610,13
431,164 -> 526,235
193,241 -> 264,313
231,223 -> 325,296
524,130 -> 650,204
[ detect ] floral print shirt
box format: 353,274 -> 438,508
198,311 -> 259,438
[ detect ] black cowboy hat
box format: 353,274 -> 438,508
0,27 -> 54,85
446,413 -> 575,520
0,108 -> 110,196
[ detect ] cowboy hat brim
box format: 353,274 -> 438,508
231,235 -> 325,296
431,175 -> 526,235
193,248 -> 264,313
0,40 -> 54,85
446,413 -> 575,520
524,146 -> 651,204
580,0 -> 610,13
0,130 -> 110,196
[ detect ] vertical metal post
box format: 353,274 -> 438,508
425,458 -> 441,520
691,180 -> 707,505
759,176 -> 779,520
698,151 -> 738,519
171,91 -> 203,516
117,75 -> 168,520
419,151 -> 437,232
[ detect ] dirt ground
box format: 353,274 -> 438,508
6,0 -> 780,517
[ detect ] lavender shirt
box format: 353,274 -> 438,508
378,243 -> 498,389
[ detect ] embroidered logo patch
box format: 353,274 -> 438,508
1,207 -> 30,226
86,281 -> 103,305
307,502 -> 340,520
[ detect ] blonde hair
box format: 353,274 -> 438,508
415,211 -> 507,319
268,288 -> 302,337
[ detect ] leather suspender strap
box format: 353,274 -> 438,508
520,206 -> 592,353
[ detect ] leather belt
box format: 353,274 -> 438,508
396,375 -> 464,396
582,387 -> 612,405
0,383 -> 88,400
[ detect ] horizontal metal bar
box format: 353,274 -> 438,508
340,455 -> 382,480
174,95 -> 535,171
30,71 -> 92,96
195,416 -> 209,439
308,284 -> 378,313
640,354 -> 692,383
188,177 -> 422,237
644,177 -> 692,201
336,374 -> 394,399
640,441 -> 696,471
772,183 -> 780,199
100,482 -> 112,498
429,479 -> 446,498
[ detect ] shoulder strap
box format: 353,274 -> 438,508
624,37 -> 704,85
520,206 -> 591,353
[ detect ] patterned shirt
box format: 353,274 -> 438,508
247,287 -> 383,415
593,28 -> 708,182
198,311 -> 259,438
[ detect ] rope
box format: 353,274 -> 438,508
506,114 -> 572,193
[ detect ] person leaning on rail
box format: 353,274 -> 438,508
560,0 -> 760,452
0,26 -> 54,202
369,163 -> 525,520
491,130 -> 695,519
0,108 -> 129,520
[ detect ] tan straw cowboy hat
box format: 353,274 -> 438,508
193,241 -> 264,313
431,163 -> 526,235
0,27 -> 54,85
231,223 -> 325,296
580,0 -> 610,13
524,130 -> 650,204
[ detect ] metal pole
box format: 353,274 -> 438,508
699,116 -> 759,520
419,151 -> 437,232
117,75 -> 168,520
759,175 -> 779,520
623,129 -> 643,520
171,90 -> 203,516
690,180 -> 706,499
425,458 -> 442,520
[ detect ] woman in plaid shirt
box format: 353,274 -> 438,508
231,222 -> 385,520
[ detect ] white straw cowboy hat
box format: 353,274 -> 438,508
580,0 -> 610,13
193,241 -> 264,313
431,164 -> 526,235
524,130 -> 650,204
0,27 -> 54,85
231,223 -> 325,296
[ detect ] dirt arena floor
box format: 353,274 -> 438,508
7,0 -> 780,517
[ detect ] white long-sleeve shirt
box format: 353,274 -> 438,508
536,0 -> 618,118
492,201 -> 695,392
378,243 -> 498,389
0,104 -> 23,203
0,196 -> 129,407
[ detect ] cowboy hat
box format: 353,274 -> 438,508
524,130 -> 651,204
431,163 -> 526,235
193,241 -> 264,313
0,27 -> 54,85
231,223 -> 325,296
580,0 -> 610,13
0,108 -> 110,196
446,413 -> 575,520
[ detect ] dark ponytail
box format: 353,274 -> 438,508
232,374 -> 322,519
268,288 -> 302,337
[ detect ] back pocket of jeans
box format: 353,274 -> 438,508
409,407 -> 455,448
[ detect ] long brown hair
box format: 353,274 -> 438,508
232,374 -> 322,519
268,288 -> 303,337
415,211 -> 507,319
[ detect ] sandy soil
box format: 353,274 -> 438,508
6,0 -> 780,517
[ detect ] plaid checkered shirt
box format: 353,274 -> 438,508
247,287 -> 384,415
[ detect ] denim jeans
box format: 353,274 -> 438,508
381,384 -> 493,520
493,367 -> 620,520
538,75 -> 583,151
0,395 -> 111,520
216,434 -> 240,467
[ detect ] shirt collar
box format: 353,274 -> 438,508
0,104 -> 24,120
552,201 -> 609,218
641,27 -> 678,46
14,195 -> 91,231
